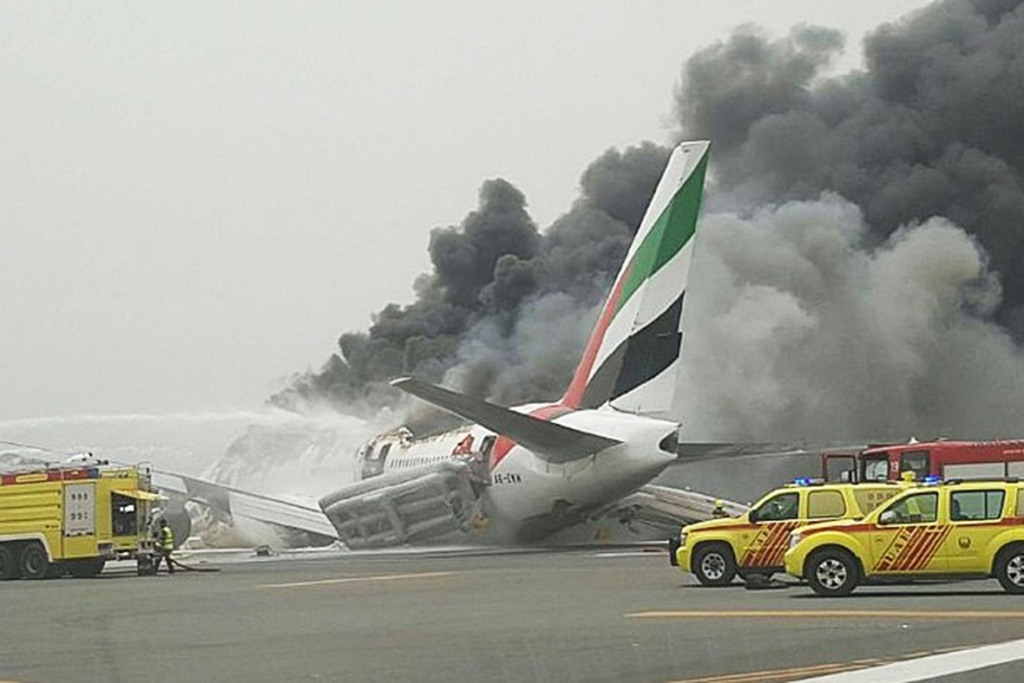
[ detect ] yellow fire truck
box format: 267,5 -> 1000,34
0,461 -> 161,580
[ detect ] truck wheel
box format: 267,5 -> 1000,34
807,548 -> 858,597
995,544 -> 1024,594
0,545 -> 15,580
692,543 -> 737,586
19,543 -> 49,580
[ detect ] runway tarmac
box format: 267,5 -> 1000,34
3,547 -> 1024,683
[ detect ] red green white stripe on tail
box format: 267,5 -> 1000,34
562,141 -> 710,414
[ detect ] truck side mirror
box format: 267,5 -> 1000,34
879,510 -> 896,525
748,509 -> 759,524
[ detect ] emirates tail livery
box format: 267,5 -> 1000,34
156,141 -> 747,548
319,139 -> 726,548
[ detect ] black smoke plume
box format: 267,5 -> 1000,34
272,145 -> 670,420
676,0 -> 1024,330
275,0 -> 1024,441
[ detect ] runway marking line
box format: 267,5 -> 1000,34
670,659 -> 882,683
258,571 -> 457,589
669,646 -> 967,683
627,609 -> 1024,620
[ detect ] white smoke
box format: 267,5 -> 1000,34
0,409 -> 370,496
677,193 -> 1024,441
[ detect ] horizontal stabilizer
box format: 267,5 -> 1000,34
391,377 -> 621,464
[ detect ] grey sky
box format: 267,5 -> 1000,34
0,1 -> 935,420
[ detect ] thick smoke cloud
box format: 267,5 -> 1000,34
677,0 -> 1024,330
272,144 -> 670,420
276,0 -> 1024,442
678,195 -> 1024,440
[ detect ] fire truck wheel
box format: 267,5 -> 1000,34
19,543 -> 49,580
692,542 -> 737,586
995,544 -> 1024,594
0,545 -> 15,580
807,548 -> 859,597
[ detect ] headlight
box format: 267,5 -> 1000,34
788,531 -> 803,550
678,531 -> 687,547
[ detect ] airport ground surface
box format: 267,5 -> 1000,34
3,548 -> 1024,683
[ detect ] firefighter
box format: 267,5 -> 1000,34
153,518 -> 175,575
712,500 -> 728,518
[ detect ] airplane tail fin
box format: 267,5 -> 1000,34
561,141 -> 709,414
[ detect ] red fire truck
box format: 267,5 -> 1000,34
822,439 -> 1024,483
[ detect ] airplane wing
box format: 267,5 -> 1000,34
675,441 -> 895,462
602,484 -> 749,535
391,377 -> 622,463
152,470 -> 339,541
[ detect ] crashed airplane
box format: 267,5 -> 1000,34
157,140 -> 747,549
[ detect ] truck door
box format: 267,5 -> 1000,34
942,488 -> 1007,572
868,491 -> 947,574
740,492 -> 801,569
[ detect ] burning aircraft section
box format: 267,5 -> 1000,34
175,0 -> 1024,550
5,0 -> 1024,552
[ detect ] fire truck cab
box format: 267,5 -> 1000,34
823,440 -> 1024,484
0,460 -> 161,580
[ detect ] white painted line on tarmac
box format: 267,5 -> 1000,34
802,637 -> 1024,682
627,609 -> 1024,619
258,570 -> 456,588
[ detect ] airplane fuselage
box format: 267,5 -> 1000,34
358,403 -> 679,542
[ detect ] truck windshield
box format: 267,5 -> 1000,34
862,456 -> 890,482
900,450 -> 930,480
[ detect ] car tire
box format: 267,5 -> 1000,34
806,548 -> 858,597
0,545 -> 16,581
19,543 -> 49,580
692,543 -> 737,586
995,544 -> 1024,594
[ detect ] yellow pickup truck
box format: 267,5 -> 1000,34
673,480 -> 906,585
785,480 -> 1024,596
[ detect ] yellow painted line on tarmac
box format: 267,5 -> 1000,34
670,658 -> 882,683
258,570 -> 457,589
627,609 -> 1024,620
